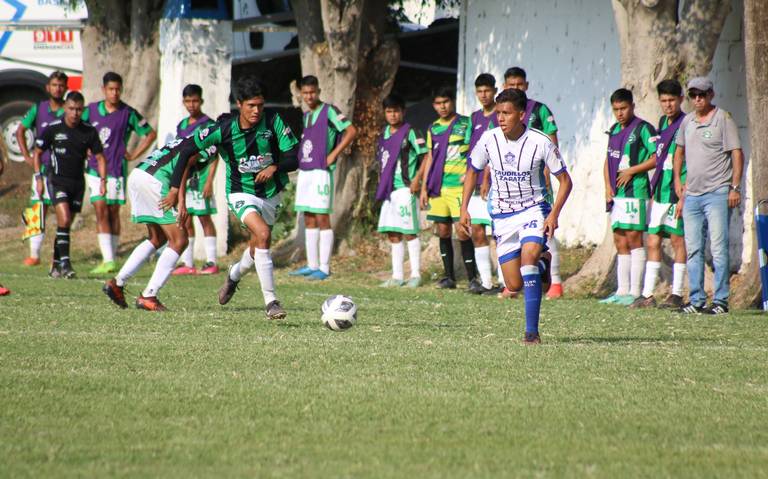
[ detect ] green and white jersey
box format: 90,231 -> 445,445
194,112 -> 298,199
304,102 -> 352,156
136,137 -> 211,186
611,121 -> 657,199
653,115 -> 686,204
527,101 -> 558,135
384,125 -> 427,190
426,115 -> 472,189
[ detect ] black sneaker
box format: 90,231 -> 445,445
629,295 -> 657,309
467,278 -> 485,294
48,263 -> 61,279
658,294 -> 683,309
679,302 -> 706,314
704,302 -> 729,315
436,277 -> 457,289
218,266 -> 239,305
481,285 -> 504,296
265,300 -> 287,320
103,278 -> 128,309
59,261 -> 76,279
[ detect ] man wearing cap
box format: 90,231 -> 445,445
673,77 -> 744,315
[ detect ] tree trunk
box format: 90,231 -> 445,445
732,0 -> 768,308
566,0 -> 732,296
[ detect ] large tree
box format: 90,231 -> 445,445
566,0 -> 733,295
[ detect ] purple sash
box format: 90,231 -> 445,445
35,101 -> 61,168
87,102 -> 132,177
425,116 -> 458,198
469,109 -> 497,187
650,113 -> 685,192
522,99 -> 538,126
177,114 -> 211,138
375,124 -> 411,201
299,104 -> 330,170
606,116 -> 642,193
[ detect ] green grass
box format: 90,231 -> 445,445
1,243 -> 767,478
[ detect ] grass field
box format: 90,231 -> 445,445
1,236 -> 767,478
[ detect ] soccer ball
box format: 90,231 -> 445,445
321,295 -> 357,331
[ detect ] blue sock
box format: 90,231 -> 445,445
521,265 -> 542,333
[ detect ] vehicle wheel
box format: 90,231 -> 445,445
0,100 -> 36,163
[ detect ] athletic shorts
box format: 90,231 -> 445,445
294,168 -> 333,214
88,172 -> 126,205
493,203 -> 550,264
468,193 -> 491,226
377,187 -> 419,235
610,197 -> 648,232
427,186 -> 463,223
49,176 -> 85,213
647,200 -> 683,237
29,172 -> 52,205
186,174 -> 217,216
228,191 -> 282,226
128,169 -> 177,225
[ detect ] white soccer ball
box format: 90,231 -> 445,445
321,295 -> 357,331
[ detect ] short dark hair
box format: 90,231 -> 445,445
102,71 -> 123,86
382,93 -> 405,110
182,84 -> 203,98
299,75 -> 319,88
656,79 -> 683,97
49,71 -> 68,83
234,77 -> 265,102
432,84 -> 455,101
65,91 -> 85,104
474,73 -> 496,89
495,88 -> 527,111
503,67 -> 527,80
610,88 -> 633,104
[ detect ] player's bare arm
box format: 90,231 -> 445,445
672,145 -> 685,198
480,166 -> 490,200
603,157 -> 613,204
95,152 -> 108,197
617,153 -> 656,188
544,170 -> 573,238
327,124 -> 358,166
729,148 -> 744,208
410,154 -> 427,195
16,124 -> 33,165
202,158 -> 218,198
126,129 -> 157,162
419,150 -> 433,208
459,167 -> 478,235
32,147 -> 44,198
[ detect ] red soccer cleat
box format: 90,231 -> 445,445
546,283 -> 563,299
23,257 -> 40,266
103,278 -> 128,309
172,265 -> 197,276
199,262 -> 219,275
0,284 -> 10,296
136,295 -> 168,312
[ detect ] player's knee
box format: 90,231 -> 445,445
387,233 -> 402,243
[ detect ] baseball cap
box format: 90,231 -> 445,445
687,77 -> 713,92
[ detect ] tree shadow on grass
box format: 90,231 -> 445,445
556,336 -> 719,344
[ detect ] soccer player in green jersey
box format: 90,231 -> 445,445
631,80 -> 688,309
16,71 -> 68,266
600,88 -> 658,306
192,78 -> 300,319
503,66 -> 564,298
419,85 -> 480,291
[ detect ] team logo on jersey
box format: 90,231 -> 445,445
380,149 -> 390,171
99,127 -> 112,146
198,128 -> 210,140
474,124 -> 483,130
35,139 -> 44,147
628,133 -> 636,143
54,133 -> 68,141
42,122 -> 48,128
702,130 -> 713,139
235,200 -> 245,209
301,139 -> 314,162
258,130 -> 273,140
54,147 -> 66,155
503,151 -> 516,165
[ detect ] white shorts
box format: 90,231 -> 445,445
88,173 -> 126,205
610,197 -> 648,232
29,174 -> 51,204
294,168 -> 333,214
647,201 -> 684,236
227,192 -> 282,226
377,187 -> 419,235
493,203 -> 550,264
128,169 -> 176,224
468,193 -> 491,226
186,188 -> 217,216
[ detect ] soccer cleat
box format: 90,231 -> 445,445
289,265 -> 314,276
48,264 -> 62,279
307,270 -> 330,281
546,283 -> 563,299
199,262 -> 219,275
172,265 -> 197,276
481,285 -> 504,296
598,294 -> 620,304
23,257 -> 41,266
629,295 -> 657,309
103,278 -> 128,309
265,300 -> 287,320
436,277 -> 457,289
499,287 -> 518,299
136,295 -> 167,312
380,278 -> 405,288
615,295 -> 636,306
679,302 -> 706,314
59,262 -> 76,279
523,332 -> 542,345
658,294 -> 683,310
703,302 -> 729,315
467,278 -> 485,294
405,277 -> 422,288
90,261 -> 117,275
0,284 -> 10,296
218,266 -> 240,305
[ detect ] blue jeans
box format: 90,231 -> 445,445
683,186 -> 731,306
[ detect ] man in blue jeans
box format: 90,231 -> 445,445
673,77 -> 744,314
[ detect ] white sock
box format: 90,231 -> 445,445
407,238 -> 421,279
319,229 -> 334,274
29,233 -> 44,259
181,237 -> 195,267
391,241 -> 405,281
672,262 -> 686,296
204,236 -> 217,264
642,260 -> 661,298
253,248 -> 277,305
549,237 -> 562,284
305,228 -> 320,270
98,233 -> 114,262
497,258 -> 504,284
142,247 -> 179,297
111,234 -> 119,257
116,240 -> 156,287
630,247 -> 646,298
475,245 -> 493,289
616,254 -> 631,296
229,247 -> 254,282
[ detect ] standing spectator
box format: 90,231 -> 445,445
674,77 -> 744,315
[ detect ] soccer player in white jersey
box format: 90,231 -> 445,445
461,88 -> 572,344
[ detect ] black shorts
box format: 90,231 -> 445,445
49,176 -> 85,213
